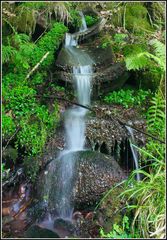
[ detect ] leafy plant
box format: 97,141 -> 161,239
146,90 -> 165,136
100,215 -> 139,238
125,39 -> 165,71
100,35 -> 113,49
69,9 -> 82,28
2,19 -> 67,180
120,151 -> 165,239
114,33 -> 128,44
5,86 -> 36,118
2,114 -> 16,139
119,88 -> 165,238
2,45 -> 16,63
104,89 -> 151,108
85,15 -> 98,27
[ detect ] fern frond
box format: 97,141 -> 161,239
125,52 -> 149,70
144,52 -> 165,71
2,45 -> 16,63
147,92 -> 165,132
149,39 -> 165,60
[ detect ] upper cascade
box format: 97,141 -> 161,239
79,11 -> 88,32
65,11 -> 88,47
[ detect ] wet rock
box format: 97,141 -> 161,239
24,225 -> 60,238
54,218 -> 75,238
36,150 -> 126,211
87,104 -> 146,149
86,117 -> 127,154
94,185 -> 128,234
2,181 -> 33,238
2,146 -> 18,169
54,36 -> 129,99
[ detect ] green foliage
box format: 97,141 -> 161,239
69,9 -> 82,28
114,33 -> 128,44
15,101 -> 59,156
100,35 -> 113,49
118,89 -> 165,239
146,91 -> 165,135
125,3 -> 152,33
149,39 -> 165,71
100,216 -> 139,238
2,45 -> 16,63
2,20 -> 67,180
49,83 -> 65,92
124,39 -> 165,71
5,86 -> 36,118
31,23 -> 67,69
18,120 -> 47,156
85,15 -> 98,27
2,163 -> 10,180
2,113 -> 16,140
120,153 -> 165,238
125,52 -> 149,71
104,89 -> 151,108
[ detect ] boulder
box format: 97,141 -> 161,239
24,225 -> 60,238
36,150 -> 126,212
54,36 -> 129,99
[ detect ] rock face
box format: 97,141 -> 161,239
54,18 -> 129,99
54,44 -> 129,99
36,150 -> 126,212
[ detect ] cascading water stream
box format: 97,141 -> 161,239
126,125 -> 140,181
56,12 -> 93,219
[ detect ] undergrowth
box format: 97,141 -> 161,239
104,89 -> 151,109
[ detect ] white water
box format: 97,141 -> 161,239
126,125 -> 140,181
79,11 -> 88,32
57,12 -> 92,219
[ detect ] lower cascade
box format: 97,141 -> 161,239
56,14 -> 93,219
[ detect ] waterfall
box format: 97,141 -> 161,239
79,11 -> 88,32
126,125 -> 140,181
57,12 -> 93,219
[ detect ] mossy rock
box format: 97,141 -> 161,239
136,68 -> 162,91
95,186 -> 127,233
125,4 -> 153,33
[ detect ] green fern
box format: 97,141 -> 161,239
13,33 -> 30,45
146,91 -> 165,135
149,39 -> 165,59
125,39 -> 165,71
149,39 -> 165,70
2,45 -> 16,63
125,52 -> 149,70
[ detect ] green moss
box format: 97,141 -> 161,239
69,9 -> 82,28
2,21 -> 67,180
125,4 -> 153,33
2,113 -> 16,140
85,15 -> 98,27
31,22 -> 67,69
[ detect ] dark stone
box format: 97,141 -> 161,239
36,150 -> 126,211
54,40 -> 129,99
53,218 -> 75,238
2,146 -> 18,169
24,225 -> 60,238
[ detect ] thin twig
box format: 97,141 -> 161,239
2,127 -> 20,153
25,51 -> 50,80
36,94 -> 165,144
34,25 -> 50,44
117,119 -> 165,144
36,95 -> 93,111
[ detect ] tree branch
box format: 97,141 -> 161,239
25,51 -> 50,80
36,94 -> 165,144
36,95 -> 92,111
